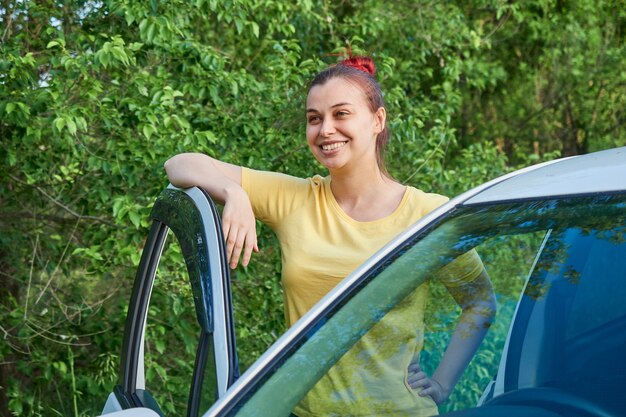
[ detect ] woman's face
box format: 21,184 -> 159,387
306,77 -> 385,173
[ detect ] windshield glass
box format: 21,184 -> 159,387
212,193 -> 626,417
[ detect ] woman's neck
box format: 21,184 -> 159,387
329,168 -> 406,222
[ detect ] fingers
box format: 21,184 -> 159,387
239,230 -> 258,268
407,363 -> 424,387
418,385 -> 437,398
418,379 -> 445,402
407,368 -> 446,404
220,190 -> 258,269
407,371 -> 428,388
226,228 -> 244,269
407,363 -> 421,373
222,222 -> 236,268
223,219 -> 258,269
406,363 -> 442,402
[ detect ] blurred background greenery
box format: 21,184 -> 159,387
1,0 -> 625,415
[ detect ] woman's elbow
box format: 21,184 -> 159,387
468,292 -> 497,326
480,286 -> 497,320
164,153 -> 196,188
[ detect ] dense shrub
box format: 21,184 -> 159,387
1,0 -> 624,415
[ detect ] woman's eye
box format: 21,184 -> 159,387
336,111 -> 349,117
308,115 -> 321,123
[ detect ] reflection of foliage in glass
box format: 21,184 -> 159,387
232,194 -> 626,417
144,233 -> 198,415
526,225 -> 626,301
419,194 -> 626,412
562,265 -> 581,286
423,232 -> 542,412
524,277 -> 552,300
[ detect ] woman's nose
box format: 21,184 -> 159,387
320,119 -> 336,137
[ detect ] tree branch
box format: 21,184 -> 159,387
34,215 -> 81,306
0,211 -> 116,226
6,174 -> 116,226
1,0 -> 12,43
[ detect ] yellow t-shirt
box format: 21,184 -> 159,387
241,168 -> 483,416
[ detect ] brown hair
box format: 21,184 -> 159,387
309,56 -> 391,178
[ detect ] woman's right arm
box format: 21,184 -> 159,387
164,153 -> 258,269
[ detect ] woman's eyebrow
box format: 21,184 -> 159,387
306,102 -> 353,113
331,102 -> 352,108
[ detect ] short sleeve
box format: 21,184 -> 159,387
241,167 -> 310,229
435,249 -> 485,287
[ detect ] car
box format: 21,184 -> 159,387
100,146 -> 626,417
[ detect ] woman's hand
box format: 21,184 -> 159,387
407,363 -> 450,404
164,153 -> 257,269
221,187 -> 258,269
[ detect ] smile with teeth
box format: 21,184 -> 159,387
321,141 -> 347,151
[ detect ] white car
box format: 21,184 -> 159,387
101,146 -> 626,417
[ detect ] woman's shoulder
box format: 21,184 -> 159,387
311,174 -> 328,187
242,167 -> 326,191
243,167 -> 305,182
404,186 -> 450,213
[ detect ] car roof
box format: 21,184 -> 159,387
463,146 -> 626,205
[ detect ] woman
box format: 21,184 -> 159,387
165,56 -> 496,416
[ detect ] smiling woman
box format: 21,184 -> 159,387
305,77 -> 386,182
164,54 -> 496,416
305,56 -> 389,179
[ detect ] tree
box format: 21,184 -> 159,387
0,0 -> 623,415
455,1 -> 626,162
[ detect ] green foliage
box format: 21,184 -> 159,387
0,0 -> 623,415
455,0 -> 626,161
142,238 -> 198,415
423,231 -> 546,412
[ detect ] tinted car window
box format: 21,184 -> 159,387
564,228 -> 626,339
145,233 -> 199,415
501,222 -> 626,413
207,193 -> 626,417
422,230 -> 546,413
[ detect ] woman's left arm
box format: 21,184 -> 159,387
408,269 -> 496,404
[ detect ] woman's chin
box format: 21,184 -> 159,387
319,158 -> 346,172
312,153 -> 342,170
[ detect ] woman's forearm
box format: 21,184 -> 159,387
432,270 -> 496,398
431,303 -> 495,398
164,152 -> 243,204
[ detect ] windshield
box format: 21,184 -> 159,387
209,193 -> 626,417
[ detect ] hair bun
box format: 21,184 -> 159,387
339,56 -> 376,77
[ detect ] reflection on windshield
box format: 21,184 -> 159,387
423,195 -> 626,413
228,194 -> 626,417
505,223 -> 626,407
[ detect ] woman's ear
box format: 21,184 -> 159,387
374,107 -> 387,134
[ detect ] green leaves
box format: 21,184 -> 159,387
142,124 -> 156,139
94,35 -> 135,68
46,38 -> 66,49
1,0 -> 624,416
3,102 -> 31,126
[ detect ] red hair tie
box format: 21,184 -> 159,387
339,56 -> 377,77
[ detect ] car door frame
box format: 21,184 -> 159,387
102,186 -> 239,416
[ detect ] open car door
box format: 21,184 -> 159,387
101,187 -> 239,417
